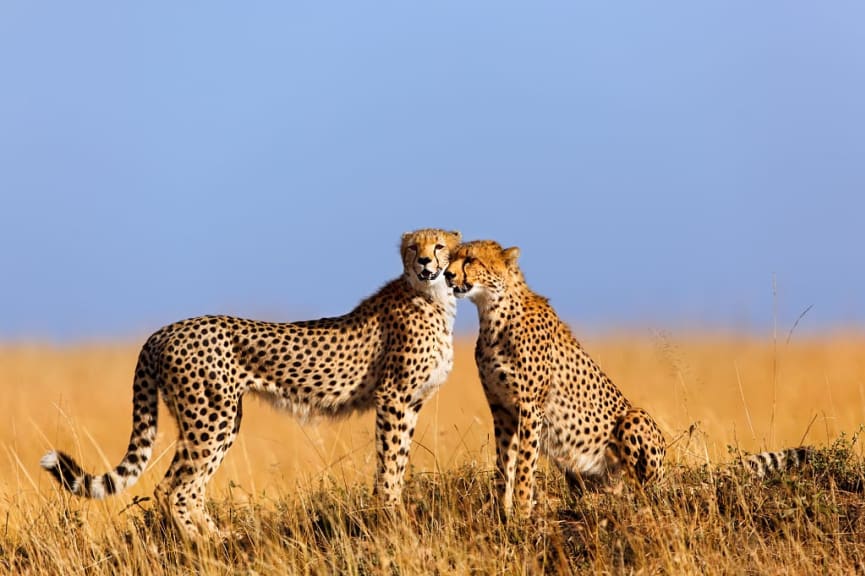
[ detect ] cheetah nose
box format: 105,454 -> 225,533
417,257 -> 432,265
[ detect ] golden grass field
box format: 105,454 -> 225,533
2,333 -> 865,574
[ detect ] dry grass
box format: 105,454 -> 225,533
2,333 -> 865,574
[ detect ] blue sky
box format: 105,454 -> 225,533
1,2 -> 863,340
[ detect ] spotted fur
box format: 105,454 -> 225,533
41,228 -> 461,537
445,240 -> 666,517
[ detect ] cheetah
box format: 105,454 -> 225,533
41,228 -> 462,537
444,240 -> 666,517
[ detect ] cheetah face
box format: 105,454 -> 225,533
444,240 -> 521,304
401,228 -> 462,289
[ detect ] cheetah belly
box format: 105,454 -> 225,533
542,401 -> 609,477
544,431 -> 608,477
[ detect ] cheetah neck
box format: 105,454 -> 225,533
474,280 -> 535,339
474,292 -> 515,340
405,274 -> 457,326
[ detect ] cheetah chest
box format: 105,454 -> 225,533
411,300 -> 456,403
413,332 -> 454,404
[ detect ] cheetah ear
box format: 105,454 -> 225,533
503,246 -> 520,268
447,230 -> 462,245
399,232 -> 414,256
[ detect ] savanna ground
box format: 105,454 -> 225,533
2,333 -> 865,574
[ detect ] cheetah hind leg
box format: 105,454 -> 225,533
154,411 -> 242,539
151,447 -> 214,539
154,444 -> 235,539
607,407 -> 666,486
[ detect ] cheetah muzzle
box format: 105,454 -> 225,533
418,269 -> 439,281
444,272 -> 471,296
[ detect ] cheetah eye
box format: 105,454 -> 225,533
407,245 -> 417,252
434,244 -> 444,251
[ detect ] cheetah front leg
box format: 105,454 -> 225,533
512,402 -> 543,517
373,398 -> 420,508
488,402 -> 519,516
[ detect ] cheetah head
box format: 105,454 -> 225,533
444,240 -> 521,304
401,228 -> 462,289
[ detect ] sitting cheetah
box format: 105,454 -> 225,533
41,228 -> 462,537
444,240 -> 665,517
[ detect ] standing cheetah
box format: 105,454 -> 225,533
41,228 -> 462,537
444,240 -> 665,517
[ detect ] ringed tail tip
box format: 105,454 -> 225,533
40,449 -> 86,494
40,450 -> 59,471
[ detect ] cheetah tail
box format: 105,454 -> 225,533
741,446 -> 813,478
40,349 -> 159,499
